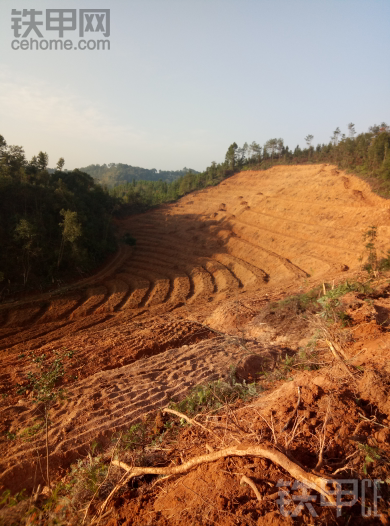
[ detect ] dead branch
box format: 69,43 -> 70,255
32,484 -> 41,504
84,432 -> 123,525
332,451 -> 360,475
89,508 -> 113,525
331,339 -> 349,361
163,407 -> 197,426
285,414 -> 305,449
254,409 -> 278,445
315,399 -> 331,471
326,340 -> 356,380
162,407 -> 219,440
240,475 -> 262,502
357,412 -> 389,429
150,474 -> 172,489
93,443 -> 336,519
265,491 -> 280,500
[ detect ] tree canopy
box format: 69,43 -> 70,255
2,121 -> 389,299
109,122 -> 390,214
79,163 -> 199,187
0,136 -> 117,299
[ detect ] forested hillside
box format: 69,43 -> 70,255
1,122 -> 389,297
0,136 -> 118,299
79,163 -> 198,187
110,122 -> 390,212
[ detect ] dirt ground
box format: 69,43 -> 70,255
1,165 -> 390,524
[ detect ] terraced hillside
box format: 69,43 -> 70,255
1,164 -> 390,492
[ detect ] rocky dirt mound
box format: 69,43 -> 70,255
1,277 -> 390,524
78,282 -> 390,525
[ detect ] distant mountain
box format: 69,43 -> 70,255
78,163 -> 199,187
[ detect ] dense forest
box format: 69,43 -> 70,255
110,122 -> 390,211
79,163 -> 198,187
1,122 -> 389,298
0,135 -> 117,299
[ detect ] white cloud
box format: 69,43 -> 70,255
0,68 -> 143,143
0,67 -> 152,167
0,67 -> 212,170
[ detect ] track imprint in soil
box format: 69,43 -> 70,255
1,164 -> 390,492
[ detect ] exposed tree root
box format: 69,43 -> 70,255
111,445 -> 336,502
314,398 -> 331,472
162,407 -> 219,439
94,444 -> 337,520
240,475 -> 262,502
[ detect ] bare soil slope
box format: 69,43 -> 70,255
1,164 -> 390,494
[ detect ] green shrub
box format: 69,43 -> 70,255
379,250 -> 390,271
69,456 -> 107,495
122,233 -> 137,246
120,422 -> 148,451
0,489 -> 27,508
269,286 -> 322,314
170,378 -> 258,416
317,280 -> 369,323
358,443 -> 382,475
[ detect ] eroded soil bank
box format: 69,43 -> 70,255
1,165 -> 390,524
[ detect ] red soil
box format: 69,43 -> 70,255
1,165 -> 390,524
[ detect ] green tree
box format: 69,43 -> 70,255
249,142 -> 262,164
305,135 -> 314,159
56,157 -> 65,172
14,219 -> 39,285
331,127 -> 341,146
0,135 -> 7,156
305,134 -> 314,148
348,123 -> 356,138
264,138 -> 281,159
24,350 -> 74,488
363,226 -> 378,274
1,145 -> 27,182
237,142 -> 249,166
225,142 -> 238,171
276,138 -> 284,158
37,151 -> 49,171
57,209 -> 82,268
368,130 -> 390,172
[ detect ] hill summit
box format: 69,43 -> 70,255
79,163 -> 199,187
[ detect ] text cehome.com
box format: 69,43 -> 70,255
11,8 -> 110,51
11,38 -> 110,51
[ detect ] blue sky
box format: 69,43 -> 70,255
0,0 -> 389,171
